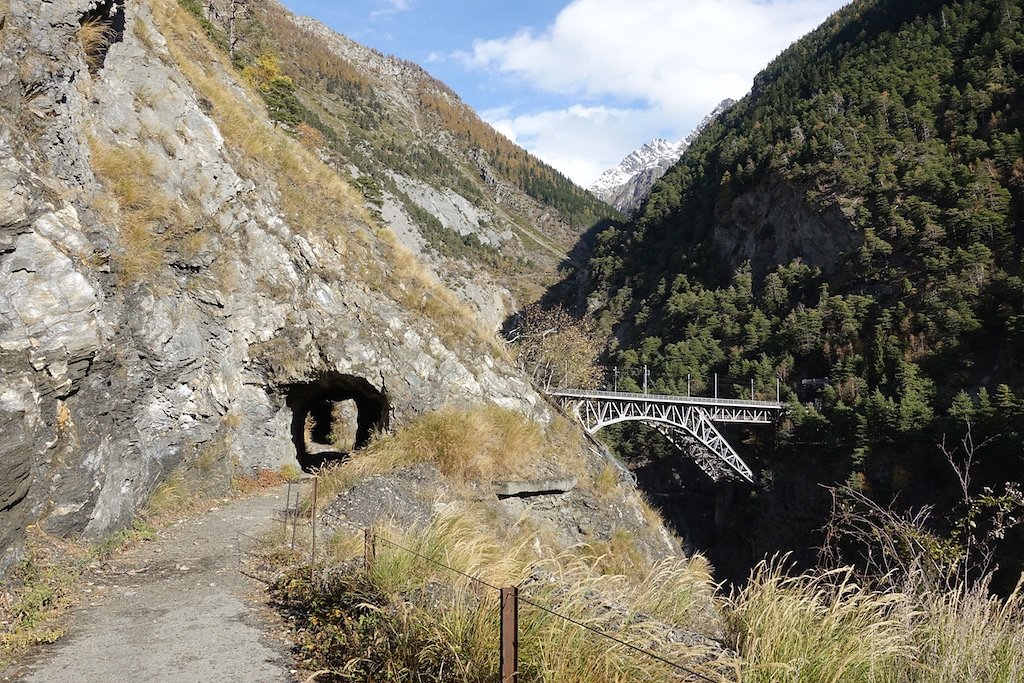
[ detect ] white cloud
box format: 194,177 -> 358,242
463,0 -> 848,184
370,0 -> 413,21
482,105 -> 663,186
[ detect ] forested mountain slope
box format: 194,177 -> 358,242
573,0 -> 1024,581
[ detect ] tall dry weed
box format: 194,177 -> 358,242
725,558 -> 913,683
909,578 -> 1024,682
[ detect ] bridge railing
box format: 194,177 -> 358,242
570,366 -> 789,404
546,387 -> 787,410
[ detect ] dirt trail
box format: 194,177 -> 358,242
8,485 -> 297,683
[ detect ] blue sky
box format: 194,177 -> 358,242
280,0 -> 849,186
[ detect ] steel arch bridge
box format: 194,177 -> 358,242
546,389 -> 787,483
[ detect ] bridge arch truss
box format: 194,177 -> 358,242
548,390 -> 786,484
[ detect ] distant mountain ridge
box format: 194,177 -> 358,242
589,99 -> 735,214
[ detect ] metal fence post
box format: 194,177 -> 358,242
310,477 -> 318,580
284,480 -> 293,536
290,488 -> 299,550
500,586 -> 519,682
364,528 -> 376,573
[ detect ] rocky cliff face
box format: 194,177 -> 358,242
713,175 -> 863,278
257,4 -> 613,317
0,0 -> 547,568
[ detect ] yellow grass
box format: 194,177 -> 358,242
78,18 -> 113,71
294,506 -> 730,683
593,464 -> 620,498
87,136 -> 201,283
726,560 -> 913,683
724,558 -> 1024,683
312,404 -> 566,511
910,579 -> 1024,682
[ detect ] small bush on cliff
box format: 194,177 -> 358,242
242,53 -> 302,127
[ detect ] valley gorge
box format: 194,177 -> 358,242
2,0 -> 1024,680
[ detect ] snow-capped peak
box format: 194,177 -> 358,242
589,138 -> 687,197
589,99 -> 735,215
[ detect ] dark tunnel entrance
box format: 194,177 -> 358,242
285,373 -> 390,471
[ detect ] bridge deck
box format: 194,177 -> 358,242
546,388 -> 787,412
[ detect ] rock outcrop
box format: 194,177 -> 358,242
713,175 -> 863,278
0,0 -> 547,568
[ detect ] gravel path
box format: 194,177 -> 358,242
8,486 -> 298,683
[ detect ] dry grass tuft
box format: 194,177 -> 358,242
313,405 -> 564,509
514,552 -> 730,682
575,527 -> 649,577
0,530 -> 86,667
368,506 -> 531,595
273,506 -> 729,682
88,132 -> 207,284
725,559 -> 912,683
910,579 -> 1024,682
88,138 -> 176,282
141,471 -> 214,525
723,558 -> 1024,682
231,468 -> 287,495
78,18 -> 113,72
594,464 -> 620,498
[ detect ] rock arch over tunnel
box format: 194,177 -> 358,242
285,373 -> 390,471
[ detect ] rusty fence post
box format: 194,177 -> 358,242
310,477 -> 318,580
500,586 -> 519,683
364,528 -> 376,574
289,488 -> 299,550
284,480 -> 293,536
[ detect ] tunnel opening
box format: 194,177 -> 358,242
285,373 -> 390,472
78,0 -> 125,73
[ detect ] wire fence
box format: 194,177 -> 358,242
366,528 -> 735,683
375,534 -> 503,592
